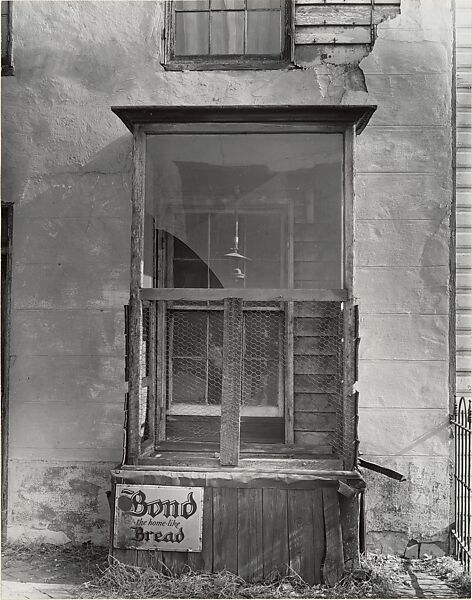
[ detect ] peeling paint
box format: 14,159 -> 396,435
2,0 -> 453,548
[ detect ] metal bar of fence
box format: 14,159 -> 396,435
450,396 -> 471,572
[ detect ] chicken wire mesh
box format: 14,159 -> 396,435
293,301 -> 344,458
139,303 -> 152,443
137,299 -> 355,461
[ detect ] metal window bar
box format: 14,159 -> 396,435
450,396 -> 471,572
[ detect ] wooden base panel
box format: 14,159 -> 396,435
111,470 -> 362,585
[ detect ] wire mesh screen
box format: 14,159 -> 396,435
140,304 -> 152,443
293,301 -> 344,456
164,303 -> 285,443
137,298 -> 352,457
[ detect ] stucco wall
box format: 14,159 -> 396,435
2,0 -> 453,548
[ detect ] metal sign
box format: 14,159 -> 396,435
114,485 -> 204,552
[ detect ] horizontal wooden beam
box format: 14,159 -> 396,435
295,25 -> 372,45
140,288 -> 348,302
111,105 -> 377,135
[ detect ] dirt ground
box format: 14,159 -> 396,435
1,543 -> 470,599
1,543 -> 108,586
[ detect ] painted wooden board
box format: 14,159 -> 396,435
238,489 -> 263,581
295,26 -> 371,45
295,374 -> 337,394
296,6 -> 373,26
294,412 -> 336,431
294,393 -> 335,412
294,430 -> 332,446
287,489 -> 325,585
294,337 -> 336,355
322,488 -> 344,585
212,488 -> 238,573
161,549 -> 188,576
294,355 -> 337,375
295,317 -> 338,336
136,549 -> 164,573
262,488 -> 289,579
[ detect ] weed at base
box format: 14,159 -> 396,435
79,554 -> 402,599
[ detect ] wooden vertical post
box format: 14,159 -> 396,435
285,303 -> 294,445
127,127 -> 146,464
341,123 -> 357,469
343,124 -> 355,296
220,297 -> 243,466
1,203 -> 13,543
342,300 -> 357,470
285,205 -> 295,444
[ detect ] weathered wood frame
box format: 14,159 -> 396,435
1,203 -> 13,541
119,105 -> 375,466
1,0 -> 13,76
163,0 -> 292,71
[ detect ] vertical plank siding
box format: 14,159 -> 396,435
456,0 -> 472,397
112,482 -> 351,584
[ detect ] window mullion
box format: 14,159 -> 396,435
208,7 -> 212,55
220,297 -> 243,466
243,0 -> 248,55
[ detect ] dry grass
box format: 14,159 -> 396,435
2,541 -> 108,584
79,554 -> 403,599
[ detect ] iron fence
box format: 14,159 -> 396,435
451,396 -> 471,572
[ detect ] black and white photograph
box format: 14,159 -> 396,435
1,1 -> 471,598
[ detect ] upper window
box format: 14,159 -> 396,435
165,0 -> 291,70
1,1 -> 12,76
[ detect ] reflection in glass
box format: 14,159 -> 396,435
146,132 -> 343,289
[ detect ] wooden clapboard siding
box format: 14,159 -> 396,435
455,0 -> 472,397
293,302 -> 342,450
294,0 -> 401,48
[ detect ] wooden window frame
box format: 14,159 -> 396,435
163,0 -> 293,71
1,1 -> 13,76
113,105 -> 376,468
160,205 -> 288,422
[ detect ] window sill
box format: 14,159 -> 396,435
162,59 -> 294,72
134,445 -> 343,472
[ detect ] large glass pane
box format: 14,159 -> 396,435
146,132 -> 343,289
210,11 -> 244,54
248,0 -> 281,8
211,0 -> 244,8
175,1 -> 209,11
247,10 -> 281,54
175,12 -> 209,55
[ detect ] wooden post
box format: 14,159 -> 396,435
339,491 -> 361,572
127,127 -> 146,464
220,298 -> 243,466
342,300 -> 357,470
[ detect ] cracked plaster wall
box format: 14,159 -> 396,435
1,0 -> 453,548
